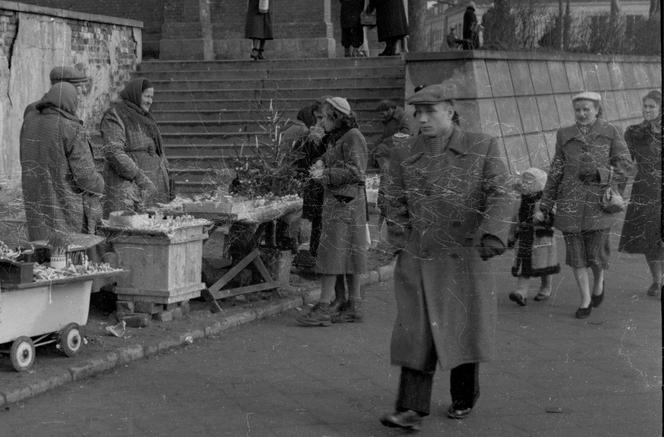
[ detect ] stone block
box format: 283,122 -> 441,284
608,62 -> 625,89
117,344 -> 145,364
172,307 -> 184,320
596,62 -> 612,91
157,336 -> 181,352
115,300 -> 134,314
118,313 -> 151,328
529,61 -> 553,94
486,60 -> 513,97
632,63 -> 650,87
503,135 -> 531,174
564,62 -> 584,92
580,62 -> 601,91
69,353 -> 119,381
554,95 -> 575,127
524,133 -> 549,170
536,95 -> 561,132
625,90 -> 643,118
613,91 -> 629,119
645,63 -> 662,88
477,99 -> 501,138
620,63 -> 637,89
155,310 -> 174,322
495,97 -> 523,136
471,60 -> 492,98
3,387 -> 32,405
547,61 -> 569,93
179,300 -> 191,315
205,321 -> 224,337
508,61 -> 534,96
516,96 -> 541,134
602,91 -> 620,122
135,301 -> 160,314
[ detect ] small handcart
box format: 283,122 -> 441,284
0,271 -> 122,372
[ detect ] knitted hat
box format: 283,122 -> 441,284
326,97 -> 352,116
521,167 -> 548,193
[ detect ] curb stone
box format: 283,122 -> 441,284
0,263 -> 394,406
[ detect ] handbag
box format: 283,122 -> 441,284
258,0 -> 269,14
600,168 -> 627,214
530,228 -> 560,274
360,10 -> 376,27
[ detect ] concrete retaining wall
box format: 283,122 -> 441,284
0,1 -> 142,189
404,51 -> 662,173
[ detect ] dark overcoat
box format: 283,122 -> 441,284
541,119 -> 635,233
340,0 -> 364,29
245,0 -> 274,40
20,107 -> 104,241
314,128 -> 369,275
100,106 -> 170,215
384,127 -> 514,371
619,121 -> 662,254
366,0 -> 409,41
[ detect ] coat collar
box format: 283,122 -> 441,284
404,126 -> 468,165
560,119 -> 615,145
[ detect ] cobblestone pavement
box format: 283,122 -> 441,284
0,245 -> 661,437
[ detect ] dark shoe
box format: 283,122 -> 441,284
380,410 -> 422,431
647,283 -> 659,296
447,403 -> 472,420
257,49 -> 264,60
328,299 -> 347,313
575,305 -> 592,319
250,48 -> 259,60
332,299 -> 363,323
296,303 -> 333,327
591,281 -> 604,307
508,292 -> 527,307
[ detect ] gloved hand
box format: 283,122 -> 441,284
577,154 -> 599,183
478,234 -> 505,261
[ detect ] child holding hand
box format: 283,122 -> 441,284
508,167 -> 560,306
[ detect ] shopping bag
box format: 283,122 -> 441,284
531,229 -> 560,274
258,0 -> 269,14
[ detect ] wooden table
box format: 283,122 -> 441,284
171,198 -> 303,312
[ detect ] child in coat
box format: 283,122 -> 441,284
508,167 -> 560,306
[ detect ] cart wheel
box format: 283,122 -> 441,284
59,323 -> 82,357
10,337 -> 35,372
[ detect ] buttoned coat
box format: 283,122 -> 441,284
541,119 -> 634,233
384,127 -> 514,371
314,127 -> 369,275
245,0 -> 274,40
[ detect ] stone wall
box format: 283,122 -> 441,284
405,51 -> 662,173
0,1 -> 142,189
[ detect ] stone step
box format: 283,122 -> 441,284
139,65 -> 404,81
151,97 -> 402,111
138,57 -> 404,72
157,118 -> 385,134
150,76 -> 402,91
155,87 -> 403,101
152,108 -> 386,122
165,143 -> 268,156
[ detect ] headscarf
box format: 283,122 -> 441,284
36,82 -> 79,121
113,78 -> 163,156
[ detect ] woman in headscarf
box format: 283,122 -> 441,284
20,82 -> 105,241
619,90 -> 663,297
100,78 -> 170,215
245,0 -> 274,60
539,91 -> 635,319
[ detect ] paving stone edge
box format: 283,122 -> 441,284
0,262 -> 395,407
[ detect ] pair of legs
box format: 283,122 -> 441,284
379,37 -> 405,56
511,275 -> 552,304
250,38 -> 266,60
295,273 -> 362,325
563,230 -> 610,314
342,25 -> 364,57
645,248 -> 664,295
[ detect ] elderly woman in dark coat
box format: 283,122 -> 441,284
100,78 -> 170,216
340,0 -> 365,57
296,97 -> 368,326
540,92 -> 635,319
365,0 -> 409,56
245,0 -> 274,60
619,90 -> 662,297
20,82 -> 104,241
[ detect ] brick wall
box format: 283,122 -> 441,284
405,51 -> 662,173
0,2 -> 141,189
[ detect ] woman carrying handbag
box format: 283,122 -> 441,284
245,0 -> 273,60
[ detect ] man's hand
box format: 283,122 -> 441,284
478,234 -> 505,261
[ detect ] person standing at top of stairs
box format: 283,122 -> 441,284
246,0 -> 273,60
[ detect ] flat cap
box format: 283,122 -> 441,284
572,91 -> 601,102
326,97 -> 352,116
49,66 -> 89,84
407,81 -> 460,105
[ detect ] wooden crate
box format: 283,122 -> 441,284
103,225 -> 208,304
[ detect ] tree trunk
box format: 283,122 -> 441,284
408,0 -> 429,52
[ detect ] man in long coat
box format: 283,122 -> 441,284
379,83 -> 514,431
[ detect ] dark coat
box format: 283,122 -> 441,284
366,0 -> 409,41
100,105 -> 170,215
340,0 -> 364,28
314,127 -> 368,275
20,101 -> 104,241
541,119 -> 635,233
463,7 -> 477,40
384,127 -> 514,371
619,121 -> 662,254
245,0 -> 274,40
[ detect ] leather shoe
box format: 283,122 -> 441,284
591,281 -> 604,307
509,292 -> 527,307
380,410 -> 422,431
575,305 -> 592,319
447,404 -> 473,419
647,283 -> 659,296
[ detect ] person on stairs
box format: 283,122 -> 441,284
365,0 -> 409,56
340,0 -> 365,57
245,0 -> 273,60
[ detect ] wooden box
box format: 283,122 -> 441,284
102,225 -> 208,304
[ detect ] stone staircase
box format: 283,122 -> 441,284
137,56 -> 405,195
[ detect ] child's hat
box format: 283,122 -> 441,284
522,167 -> 547,192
